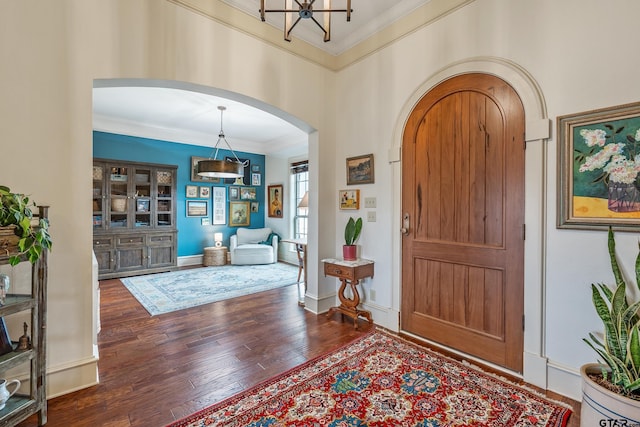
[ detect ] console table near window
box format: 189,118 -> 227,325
322,258 -> 374,329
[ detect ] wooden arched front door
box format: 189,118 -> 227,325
401,73 -> 525,372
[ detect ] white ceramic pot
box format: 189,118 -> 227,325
581,363 -> 640,426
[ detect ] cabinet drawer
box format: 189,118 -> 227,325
324,263 -> 354,280
93,236 -> 113,248
148,234 -> 174,245
116,235 -> 145,246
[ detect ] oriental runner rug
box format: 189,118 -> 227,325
168,331 -> 572,427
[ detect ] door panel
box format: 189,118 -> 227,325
401,73 -> 525,372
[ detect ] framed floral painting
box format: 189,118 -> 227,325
558,101 -> 640,230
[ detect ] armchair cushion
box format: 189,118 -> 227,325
230,228 -> 278,265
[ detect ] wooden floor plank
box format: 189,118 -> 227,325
17,272 -> 580,426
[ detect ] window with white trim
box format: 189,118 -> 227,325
291,160 -> 308,241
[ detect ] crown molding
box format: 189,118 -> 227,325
168,0 -> 476,71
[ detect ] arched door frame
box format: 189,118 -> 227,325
391,57 -> 550,388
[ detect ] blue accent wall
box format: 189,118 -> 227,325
93,131 -> 265,257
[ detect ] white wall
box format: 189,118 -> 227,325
3,0 -> 639,402
332,0 -> 640,400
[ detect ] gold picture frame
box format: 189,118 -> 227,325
339,189 -> 360,210
229,201 -> 250,226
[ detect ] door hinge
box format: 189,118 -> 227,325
522,224 -> 526,240
522,315 -> 525,331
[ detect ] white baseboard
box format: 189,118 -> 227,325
10,355 -> 100,399
547,361 -> 582,401
178,255 -> 203,267
361,302 -> 399,332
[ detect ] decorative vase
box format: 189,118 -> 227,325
343,245 -> 357,261
580,363 -> 640,425
607,181 -> 640,212
0,379 -> 20,410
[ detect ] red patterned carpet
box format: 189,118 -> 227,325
169,331 -> 572,427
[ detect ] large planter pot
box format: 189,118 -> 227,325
581,363 -> 640,426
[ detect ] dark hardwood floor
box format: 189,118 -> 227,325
18,273 -> 580,426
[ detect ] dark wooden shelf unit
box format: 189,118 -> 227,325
93,159 -> 178,279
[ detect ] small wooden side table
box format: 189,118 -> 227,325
203,246 -> 227,266
322,258 -> 374,329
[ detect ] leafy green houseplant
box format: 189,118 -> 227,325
343,216 -> 362,261
581,227 -> 640,423
0,186 -> 52,266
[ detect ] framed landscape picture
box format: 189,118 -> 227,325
557,101 -> 640,230
346,154 -> 374,185
186,200 -> 208,217
240,187 -> 257,200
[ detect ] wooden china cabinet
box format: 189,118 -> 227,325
92,159 -> 178,279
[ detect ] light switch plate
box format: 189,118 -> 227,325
364,197 -> 376,208
367,211 -> 376,222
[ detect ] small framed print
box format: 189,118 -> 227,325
251,164 -> 260,173
186,185 -> 198,198
229,186 -> 240,200
186,200 -> 208,217
251,173 -> 261,186
339,189 -> 360,210
229,201 -> 250,226
191,156 -> 221,183
346,153 -> 375,185
199,186 -> 210,198
251,201 -> 259,213
201,217 -> 211,226
240,187 -> 257,200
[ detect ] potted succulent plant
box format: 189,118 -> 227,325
0,186 -> 52,266
581,227 -> 640,424
343,216 -> 362,261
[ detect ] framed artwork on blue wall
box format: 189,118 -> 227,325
213,186 -> 226,225
186,200 -> 208,217
191,156 -> 221,183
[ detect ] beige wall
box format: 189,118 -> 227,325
2,0 -> 639,402
0,0 -> 334,397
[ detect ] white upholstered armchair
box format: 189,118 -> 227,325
229,227 -> 278,265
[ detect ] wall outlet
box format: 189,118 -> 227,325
367,211 -> 376,222
364,197 -> 377,208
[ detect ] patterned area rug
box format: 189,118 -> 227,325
121,262 -> 299,315
168,331 -> 572,427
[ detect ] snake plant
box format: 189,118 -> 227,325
344,217 -> 362,246
583,227 -> 640,396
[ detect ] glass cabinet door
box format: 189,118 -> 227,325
156,169 -> 174,227
133,168 -> 152,228
92,164 -> 106,230
109,166 -> 129,229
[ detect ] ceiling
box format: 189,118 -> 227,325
93,0 -> 437,157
